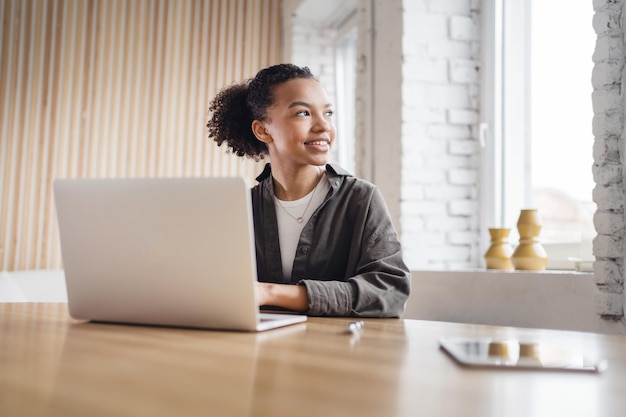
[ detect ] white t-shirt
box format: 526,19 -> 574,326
274,175 -> 331,280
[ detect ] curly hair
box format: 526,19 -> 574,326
207,64 -> 317,160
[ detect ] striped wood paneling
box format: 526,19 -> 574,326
0,0 -> 281,270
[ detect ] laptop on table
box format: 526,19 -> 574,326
53,177 -> 307,331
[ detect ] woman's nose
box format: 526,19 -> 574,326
313,115 -> 331,132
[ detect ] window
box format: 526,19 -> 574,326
483,0 -> 595,268
530,0 -> 596,246
333,26 -> 357,174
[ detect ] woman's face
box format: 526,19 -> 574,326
258,78 -> 335,169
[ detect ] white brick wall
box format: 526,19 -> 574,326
401,0 -> 481,269
592,0 -> 625,317
286,22 -> 337,102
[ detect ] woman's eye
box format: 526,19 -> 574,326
295,110 -> 310,116
325,110 -> 334,117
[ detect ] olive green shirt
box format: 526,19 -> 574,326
252,163 -> 411,317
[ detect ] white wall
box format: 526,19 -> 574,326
280,8 -> 337,100
400,0 -> 482,270
591,0 -> 626,317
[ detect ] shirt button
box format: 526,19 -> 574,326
301,246 -> 310,254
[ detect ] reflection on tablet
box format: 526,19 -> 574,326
439,338 -> 607,373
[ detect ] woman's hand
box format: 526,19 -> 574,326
256,282 -> 308,312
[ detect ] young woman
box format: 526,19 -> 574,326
207,64 -> 410,317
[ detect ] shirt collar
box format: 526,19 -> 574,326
255,163 -> 352,183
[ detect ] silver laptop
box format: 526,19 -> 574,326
53,177 -> 307,331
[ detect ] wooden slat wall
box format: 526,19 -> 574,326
0,0 -> 281,271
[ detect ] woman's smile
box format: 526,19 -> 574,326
304,138 -> 331,152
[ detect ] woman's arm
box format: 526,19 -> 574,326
256,281 -> 308,312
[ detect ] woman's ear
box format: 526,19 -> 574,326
252,120 -> 272,144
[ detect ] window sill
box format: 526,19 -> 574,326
405,268 -> 597,333
410,268 -> 592,277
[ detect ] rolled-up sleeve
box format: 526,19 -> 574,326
299,280 -> 354,316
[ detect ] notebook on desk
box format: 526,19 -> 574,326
53,177 -> 307,331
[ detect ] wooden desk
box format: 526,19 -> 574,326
1,303 -> 625,417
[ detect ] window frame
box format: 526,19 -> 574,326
481,0 -> 530,240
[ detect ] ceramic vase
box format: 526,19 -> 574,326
511,209 -> 548,271
484,228 -> 514,270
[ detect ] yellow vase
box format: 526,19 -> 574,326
484,228 -> 514,270
511,209 -> 548,271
